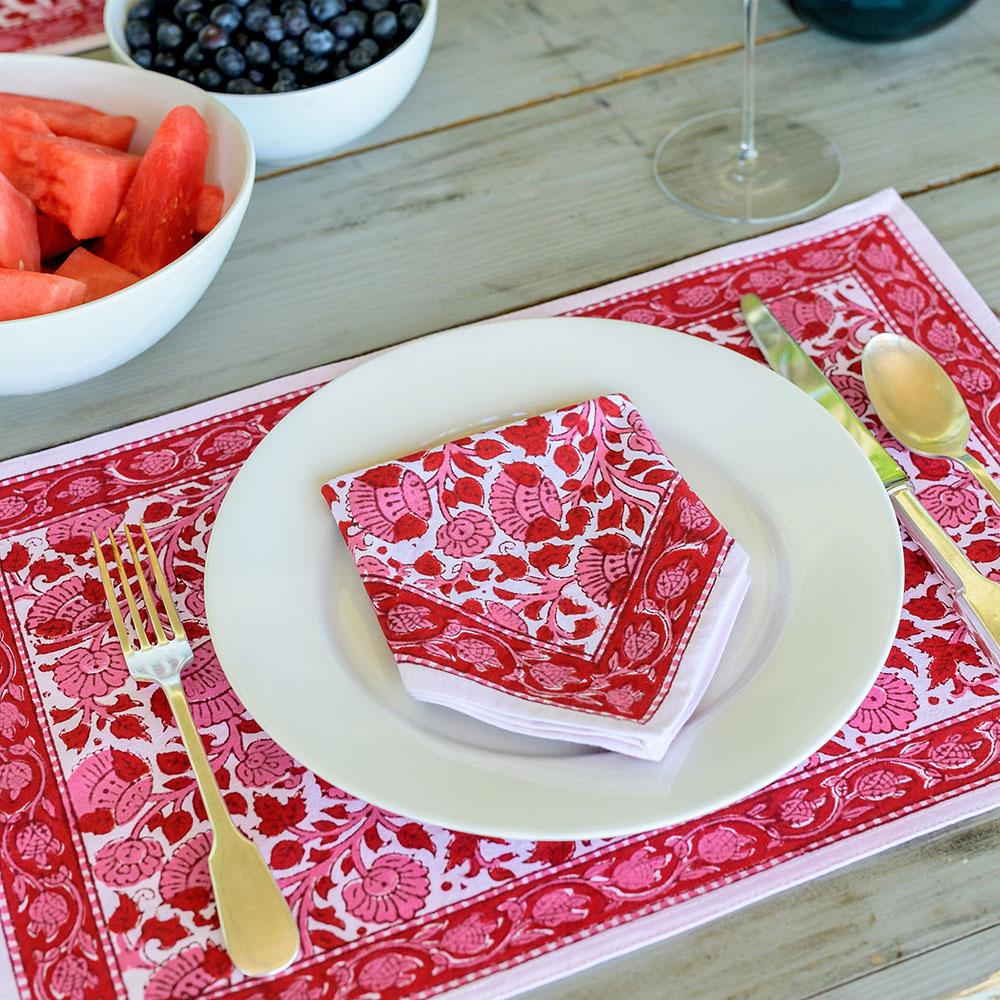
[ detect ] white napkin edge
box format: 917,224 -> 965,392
398,543 -> 751,761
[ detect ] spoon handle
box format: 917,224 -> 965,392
961,453 -> 1000,511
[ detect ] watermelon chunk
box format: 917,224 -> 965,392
0,94 -> 136,151
0,119 -> 140,240
36,212 -> 77,260
0,107 -> 50,133
100,106 -> 209,278
0,171 -> 40,272
0,268 -> 85,320
55,247 -> 137,302
195,184 -> 224,234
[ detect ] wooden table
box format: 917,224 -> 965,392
8,2 -> 1000,996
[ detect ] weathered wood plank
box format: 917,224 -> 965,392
3,5 -> 997,458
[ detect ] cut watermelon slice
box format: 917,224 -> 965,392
36,212 -> 77,261
195,184 -> 224,234
0,95 -> 136,151
0,107 -> 50,133
55,247 -> 137,302
100,106 -> 209,278
0,119 -> 140,240
0,268 -> 85,320
0,171 -> 40,272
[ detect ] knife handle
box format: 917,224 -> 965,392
892,487 -> 1000,664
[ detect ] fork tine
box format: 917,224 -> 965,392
107,530 -> 150,650
124,524 -> 168,644
139,522 -> 187,640
92,532 -> 134,656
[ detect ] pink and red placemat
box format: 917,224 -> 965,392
0,0 -> 105,54
1,188 -> 999,1000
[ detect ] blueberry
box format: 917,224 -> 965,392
272,78 -> 298,92
360,0 -> 389,10
185,11 -> 208,30
309,0 -> 344,21
215,45 -> 246,76
125,18 -> 152,48
277,38 -> 302,64
346,36 -> 377,70
128,0 -> 155,19
153,50 -> 178,69
226,77 -> 258,93
231,0 -> 253,8
242,0 -> 270,30
210,2 -> 241,30
331,10 -> 365,39
333,37 -> 347,53
132,46 -> 154,67
233,29 -> 251,47
182,40 -> 206,65
244,38 -> 271,65
279,0 -> 303,12
302,26 -> 333,54
197,22 -> 229,47
247,67 -> 266,83
262,14 -> 284,40
177,67 -> 198,82
398,1 -> 421,31
333,57 -> 350,78
198,66 -> 224,87
303,54 -> 328,74
370,9 -> 396,40
156,20 -> 184,47
275,65 -> 297,82
173,0 -> 201,19
283,4 -> 309,36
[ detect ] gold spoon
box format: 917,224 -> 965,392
862,333 -> 1000,510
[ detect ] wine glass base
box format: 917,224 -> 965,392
653,109 -> 843,225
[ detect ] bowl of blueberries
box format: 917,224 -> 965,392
105,0 -> 434,166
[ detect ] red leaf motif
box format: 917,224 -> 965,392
0,542 -> 29,574
108,893 -> 140,933
30,558 -> 71,585
908,595 -> 948,620
141,916 -> 188,948
474,439 -> 506,459
499,416 -> 550,456
553,445 -> 579,475
397,823 -> 434,853
528,543 -> 572,575
968,539 -> 1000,563
253,793 -> 306,836
270,840 -> 304,870
59,722 -> 90,751
453,478 -> 484,506
109,715 -> 150,742
161,811 -> 194,845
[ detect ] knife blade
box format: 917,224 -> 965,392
740,293 -> 1000,663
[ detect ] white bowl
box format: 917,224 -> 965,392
0,55 -> 255,396
105,0 -> 437,166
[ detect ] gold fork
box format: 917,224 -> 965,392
94,522 -> 299,977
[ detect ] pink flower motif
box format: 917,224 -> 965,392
235,738 -> 299,788
440,912 -> 495,955
0,495 -> 28,521
131,449 -> 178,477
387,604 -> 437,634
929,733 -> 975,770
606,685 -> 642,713
622,621 -> 661,663
160,832 -> 212,911
575,537 -> 639,607
675,285 -> 716,309
679,496 -> 714,533
25,577 -> 105,639
0,760 -> 33,802
609,847 -> 664,891
655,561 -> 693,600
486,601 -> 529,635
863,243 -> 898,271
920,483 -> 980,528
15,821 -> 60,865
49,955 -> 97,1000
65,475 -> 102,500
956,364 -> 993,395
343,854 -> 430,924
182,653 -> 246,727
278,980 -> 325,1000
830,374 -> 870,418
203,428 -> 253,462
620,307 -> 662,325
695,826 -> 755,865
855,768 -> 907,801
849,672 -> 918,734
94,836 -> 164,887
53,647 -> 129,701
488,464 -> 562,541
748,268 -> 786,290
769,295 -> 833,335
625,409 -> 659,454
146,946 -> 221,1000
68,749 -> 152,825
46,508 -> 120,553
27,891 -> 69,940
436,511 -> 495,558
777,789 -> 816,828
455,637 -> 502,672
530,661 -> 579,691
532,888 -> 589,928
356,952 -> 422,991
799,249 -> 842,269
347,467 -> 432,542
0,701 -> 27,739
889,285 -> 927,314
926,321 -> 961,353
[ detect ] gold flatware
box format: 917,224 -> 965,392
862,332 -> 1000,510
740,293 -> 1000,664
93,523 -> 299,977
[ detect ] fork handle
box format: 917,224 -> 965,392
163,679 -> 300,976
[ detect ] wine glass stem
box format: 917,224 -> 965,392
740,0 -> 759,164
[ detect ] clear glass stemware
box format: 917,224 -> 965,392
653,0 -> 843,224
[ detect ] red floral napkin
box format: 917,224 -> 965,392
322,393 -> 750,759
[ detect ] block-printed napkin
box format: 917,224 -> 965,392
1,190 -> 999,1000
0,0 -> 105,54
322,393 -> 750,759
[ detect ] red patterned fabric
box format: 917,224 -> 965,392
0,0 -> 105,53
322,394 -> 736,725
1,191 -> 999,1000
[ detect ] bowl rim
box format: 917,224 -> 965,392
0,53 -> 255,329
104,0 -> 437,101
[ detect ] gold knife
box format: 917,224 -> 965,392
740,293 -> 1000,664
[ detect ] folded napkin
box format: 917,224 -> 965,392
322,394 -> 750,760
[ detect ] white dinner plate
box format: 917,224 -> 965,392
205,317 -> 903,840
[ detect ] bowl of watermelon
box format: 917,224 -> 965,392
0,55 -> 255,396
